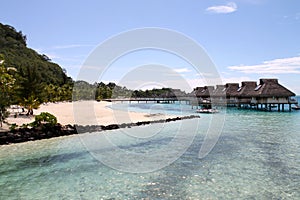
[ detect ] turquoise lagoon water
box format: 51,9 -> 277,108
0,99 -> 300,199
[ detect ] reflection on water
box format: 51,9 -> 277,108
0,104 -> 299,199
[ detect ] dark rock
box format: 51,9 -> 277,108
0,136 -> 8,144
0,132 -> 7,137
0,114 -> 200,145
119,123 -> 128,128
14,138 -> 25,143
105,124 -> 120,130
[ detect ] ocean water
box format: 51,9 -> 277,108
0,99 -> 299,199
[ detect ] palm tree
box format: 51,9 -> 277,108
15,64 -> 44,115
21,95 -> 40,115
45,84 -> 56,102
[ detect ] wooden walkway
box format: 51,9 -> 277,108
192,99 -> 299,112
102,97 -> 298,112
103,98 -> 191,104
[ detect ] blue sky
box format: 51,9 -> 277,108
1,0 -> 300,93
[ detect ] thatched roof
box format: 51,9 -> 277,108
189,90 -> 196,97
172,89 -> 186,97
192,87 -> 204,97
212,85 -> 226,97
237,81 -> 258,97
192,78 -> 296,99
195,86 -> 214,98
254,79 -> 295,97
224,83 -> 240,97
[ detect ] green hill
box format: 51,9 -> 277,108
0,22 -> 72,86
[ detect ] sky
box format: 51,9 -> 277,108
1,0 -> 300,93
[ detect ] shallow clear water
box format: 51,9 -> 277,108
0,101 -> 299,199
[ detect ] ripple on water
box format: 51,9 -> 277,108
0,106 -> 299,199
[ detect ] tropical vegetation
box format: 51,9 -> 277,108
0,22 -> 186,127
0,54 -> 15,126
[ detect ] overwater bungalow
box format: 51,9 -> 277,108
195,86 -> 214,100
250,79 -> 296,111
191,86 -> 214,109
192,78 -> 298,112
224,83 -> 240,105
236,81 -> 258,106
211,85 -> 226,105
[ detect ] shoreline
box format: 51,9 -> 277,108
0,101 -> 200,145
1,101 -> 179,131
0,115 -> 200,145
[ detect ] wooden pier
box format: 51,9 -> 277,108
103,97 -> 191,105
102,78 -> 298,112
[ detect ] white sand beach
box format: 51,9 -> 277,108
1,101 -> 173,131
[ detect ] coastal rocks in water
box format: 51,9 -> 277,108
0,115 -> 200,145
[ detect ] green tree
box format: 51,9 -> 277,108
0,55 -> 16,126
15,64 -> 44,115
72,81 -> 96,101
20,95 -> 40,115
0,22 -> 73,88
45,84 -> 57,102
60,84 -> 73,101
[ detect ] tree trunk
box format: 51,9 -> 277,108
26,108 -> 34,115
0,110 -> 2,127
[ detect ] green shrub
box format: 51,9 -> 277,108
31,112 -> 57,127
9,123 -> 18,131
20,123 -> 29,128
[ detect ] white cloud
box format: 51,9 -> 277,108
187,78 -> 206,88
195,72 -> 215,77
206,2 -> 237,14
228,56 -> 300,74
186,77 -> 224,88
185,76 -> 253,90
174,68 -> 192,73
